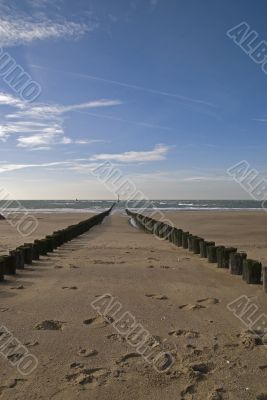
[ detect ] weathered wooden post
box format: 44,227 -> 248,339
230,252 -> 247,275
10,249 -> 24,269
160,223 -> 170,240
217,247 -> 237,268
192,237 -> 203,254
263,266 -> 267,293
45,236 -> 55,253
222,247 -> 237,268
243,259 -> 262,284
200,241 -> 215,258
188,234 -> 194,252
23,243 -> 34,264
182,232 -> 189,249
0,259 -> 4,280
166,225 -> 173,241
177,229 -> 183,247
154,221 -> 161,237
208,245 -> 221,263
170,227 -> 177,245
1,255 -> 16,275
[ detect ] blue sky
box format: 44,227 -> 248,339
0,0 -> 267,199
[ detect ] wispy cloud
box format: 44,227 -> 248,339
7,99 -> 122,120
91,144 -> 171,163
0,92 -> 121,147
0,92 -> 25,108
253,118 -> 267,122
0,2 -> 94,47
0,161 -> 71,173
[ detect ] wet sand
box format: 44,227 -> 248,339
0,211 -> 266,399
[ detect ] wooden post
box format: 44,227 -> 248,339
10,249 -> 24,270
243,259 -> 262,284
208,246 -> 220,263
23,243 -> 34,264
220,247 -> 237,268
230,252 -> 247,275
188,235 -> 194,252
182,232 -> 189,249
263,266 -> 267,293
200,241 -> 215,258
192,237 -> 202,254
216,246 -> 225,268
170,227 -> 177,244
0,258 -> 4,280
177,229 -> 183,247
1,255 -> 16,275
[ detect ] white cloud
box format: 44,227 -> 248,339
0,91 -> 121,147
0,161 -> 71,173
74,139 -> 105,145
91,144 -> 170,163
8,99 -> 122,120
0,16 -> 91,47
0,92 -> 25,108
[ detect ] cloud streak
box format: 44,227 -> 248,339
0,92 -> 121,147
90,144 -> 170,163
0,14 -> 92,47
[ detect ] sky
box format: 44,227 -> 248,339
0,0 -> 267,200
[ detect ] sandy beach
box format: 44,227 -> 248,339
0,210 -> 266,399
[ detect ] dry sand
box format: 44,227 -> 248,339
0,213 -> 91,256
0,211 -> 266,399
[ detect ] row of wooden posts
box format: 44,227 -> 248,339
0,205 -> 114,281
126,209 -> 267,292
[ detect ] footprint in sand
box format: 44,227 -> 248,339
106,333 -> 125,343
197,298 -> 220,306
179,304 -> 206,311
116,353 -> 142,366
77,348 -> 98,357
189,361 -> 214,374
238,330 -> 265,348
147,265 -> 155,269
0,378 -> 27,395
62,286 -> 78,290
54,265 -> 63,269
0,307 -> 9,312
10,285 -> 24,290
69,265 -> 80,269
34,320 -> 65,331
66,367 -> 111,387
24,340 -> 39,347
145,294 -> 168,300
83,315 -> 113,328
168,329 -> 200,339
180,298 -> 220,311
7,352 -> 24,363
160,265 -> 171,269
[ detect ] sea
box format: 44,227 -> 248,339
0,200 -> 264,214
